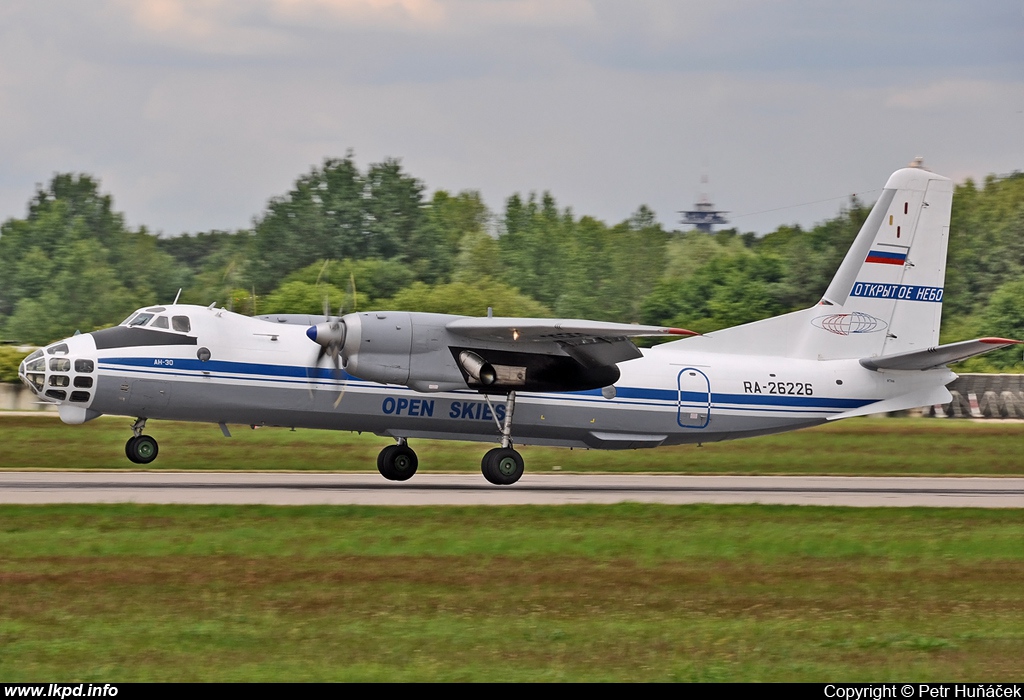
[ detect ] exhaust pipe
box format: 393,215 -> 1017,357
459,351 -> 496,385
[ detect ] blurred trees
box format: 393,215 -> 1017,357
377,279 -> 551,318
0,175 -> 186,344
250,155 -> 427,293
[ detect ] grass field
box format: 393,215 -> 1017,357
1,414 -> 1023,475
0,503 -> 1021,681
2,416 -> 1021,681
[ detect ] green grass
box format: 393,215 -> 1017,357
0,504 -> 1021,681
1,414 -> 1022,475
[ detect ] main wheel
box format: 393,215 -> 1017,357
481,447 -> 524,486
127,435 -> 159,465
125,436 -> 140,463
377,444 -> 418,481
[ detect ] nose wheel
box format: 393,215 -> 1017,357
125,417 -> 159,464
125,435 -> 159,464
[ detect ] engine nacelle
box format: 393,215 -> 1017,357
341,311 -> 620,393
342,312 -> 411,385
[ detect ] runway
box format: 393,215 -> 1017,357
0,472 -> 1021,507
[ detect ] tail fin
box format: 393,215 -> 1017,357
682,165 -> 954,360
817,166 -> 953,358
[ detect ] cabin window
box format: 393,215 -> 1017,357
172,316 -> 191,332
151,316 -> 169,329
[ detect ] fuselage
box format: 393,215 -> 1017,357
20,303 -> 953,450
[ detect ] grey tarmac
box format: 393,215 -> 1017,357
0,472 -> 1021,507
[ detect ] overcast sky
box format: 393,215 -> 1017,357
1,0 -> 1021,237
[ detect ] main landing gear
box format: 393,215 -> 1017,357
480,390 -> 524,485
377,438 -> 418,481
481,447 -> 524,485
377,391 -> 526,486
125,417 -> 159,465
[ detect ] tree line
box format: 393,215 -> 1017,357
1,155 -> 1022,381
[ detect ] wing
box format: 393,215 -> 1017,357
859,337 -> 1022,371
445,317 -> 696,342
446,317 -> 697,367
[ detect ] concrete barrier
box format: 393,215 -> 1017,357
926,374 -> 1024,419
0,383 -> 58,412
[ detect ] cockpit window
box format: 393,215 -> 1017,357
128,313 -> 154,327
147,307 -> 166,313
24,351 -> 46,374
120,313 -> 138,326
47,343 -> 69,355
151,316 -> 169,329
172,316 -> 191,333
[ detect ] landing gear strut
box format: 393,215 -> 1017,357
481,391 -> 524,485
377,439 -> 418,481
125,418 -> 159,465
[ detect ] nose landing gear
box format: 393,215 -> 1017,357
125,418 -> 159,465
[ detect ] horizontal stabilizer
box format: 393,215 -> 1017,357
446,317 -> 696,343
826,385 -> 952,421
859,337 -> 1022,371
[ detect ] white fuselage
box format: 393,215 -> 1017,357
22,304 -> 953,450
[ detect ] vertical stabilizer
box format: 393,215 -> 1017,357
676,165 -> 954,360
816,167 -> 952,359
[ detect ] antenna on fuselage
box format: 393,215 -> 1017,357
173,288 -> 182,305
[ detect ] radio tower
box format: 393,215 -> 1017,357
680,173 -> 729,233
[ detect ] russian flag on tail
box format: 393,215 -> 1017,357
865,249 -> 907,265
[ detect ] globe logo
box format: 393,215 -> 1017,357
811,312 -> 888,336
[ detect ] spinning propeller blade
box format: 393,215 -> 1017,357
306,300 -> 349,407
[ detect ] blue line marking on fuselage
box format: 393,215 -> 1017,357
100,356 -> 356,381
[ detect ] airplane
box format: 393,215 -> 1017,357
17,164 -> 1022,485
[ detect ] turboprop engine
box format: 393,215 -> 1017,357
305,311 -> 622,393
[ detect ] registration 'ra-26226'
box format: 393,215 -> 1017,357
743,381 -> 813,395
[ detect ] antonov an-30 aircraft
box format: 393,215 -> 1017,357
18,165 -> 1022,484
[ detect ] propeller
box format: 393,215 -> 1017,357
306,270 -> 360,408
306,298 -> 348,406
